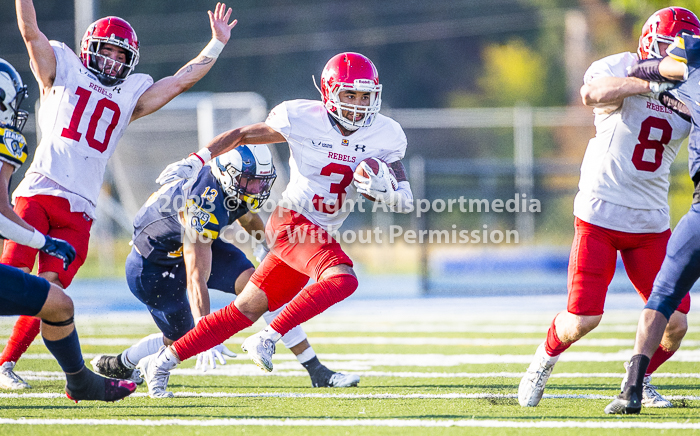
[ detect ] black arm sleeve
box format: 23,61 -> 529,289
658,91 -> 692,122
627,58 -> 669,82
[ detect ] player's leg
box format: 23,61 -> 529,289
0,264 -> 135,402
620,228 -> 690,407
520,218 -> 617,407
263,208 -> 358,340
137,253 -> 305,397
606,204 -> 700,414
93,249 -> 188,387
0,196 -> 50,388
209,239 -> 358,386
262,305 -> 360,387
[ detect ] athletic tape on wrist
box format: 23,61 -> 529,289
200,39 -> 225,59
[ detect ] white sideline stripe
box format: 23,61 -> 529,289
22,350 -> 700,365
13,370 -> 700,381
11,337 -> 700,347
1,417 -> 700,429
1,391 -> 699,401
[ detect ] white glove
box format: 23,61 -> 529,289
156,154 -> 206,190
195,343 -> 237,372
253,241 -> 270,263
353,161 -> 399,205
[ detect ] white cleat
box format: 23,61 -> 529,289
621,363 -> 672,408
518,342 -> 559,407
241,332 -> 276,372
136,348 -> 176,398
0,361 -> 30,390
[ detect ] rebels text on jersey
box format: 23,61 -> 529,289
578,52 -> 690,212
265,99 -> 407,232
19,41 -> 153,206
132,166 -> 248,266
667,34 -> 700,179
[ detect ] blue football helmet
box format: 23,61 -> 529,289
212,144 -> 277,210
0,59 -> 28,131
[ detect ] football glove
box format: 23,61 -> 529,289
40,236 -> 76,271
195,343 -> 237,372
156,154 -> 204,190
253,241 -> 270,263
354,161 -> 399,206
649,81 -> 675,94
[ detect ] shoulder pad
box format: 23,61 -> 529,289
0,127 -> 28,171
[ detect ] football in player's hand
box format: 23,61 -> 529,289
354,157 -> 398,201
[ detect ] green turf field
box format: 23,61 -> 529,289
0,304 -> 698,435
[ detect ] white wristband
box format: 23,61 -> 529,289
29,229 -> 47,249
200,38 -> 225,59
195,148 -> 212,164
194,316 -> 203,325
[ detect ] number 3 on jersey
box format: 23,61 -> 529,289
313,163 -> 354,214
632,116 -> 672,172
61,86 -> 121,153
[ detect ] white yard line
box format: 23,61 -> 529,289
8,337 -> 700,347
12,369 -> 700,381
0,417 -> 699,429
1,391 -> 699,401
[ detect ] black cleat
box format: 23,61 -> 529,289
65,367 -> 137,403
309,364 -> 360,388
90,354 -> 143,385
605,388 -> 642,414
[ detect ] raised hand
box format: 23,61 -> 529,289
209,2 -> 237,45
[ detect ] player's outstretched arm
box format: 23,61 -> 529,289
156,123 -> 284,187
16,0 -> 56,91
580,76 -> 652,108
131,2 -> 237,122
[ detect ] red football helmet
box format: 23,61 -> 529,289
80,16 -> 140,86
638,7 -> 700,59
317,52 -> 382,131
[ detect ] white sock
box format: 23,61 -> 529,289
262,306 -> 302,347
295,346 -> 316,364
122,333 -> 165,368
260,326 -> 282,343
158,346 -> 180,370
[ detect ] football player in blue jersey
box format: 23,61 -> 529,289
91,144 -> 360,397
606,25 -> 700,414
0,58 -> 136,401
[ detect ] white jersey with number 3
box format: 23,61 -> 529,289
575,52 -> 690,232
265,99 -> 407,232
14,41 -> 152,214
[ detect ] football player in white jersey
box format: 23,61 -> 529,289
0,1 -> 237,389
518,7 -> 700,409
0,58 -> 137,401
132,52 -> 413,397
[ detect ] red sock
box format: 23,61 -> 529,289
173,303 -> 253,361
0,316 -> 41,364
646,345 -> 675,377
270,274 -> 358,336
544,317 -> 574,357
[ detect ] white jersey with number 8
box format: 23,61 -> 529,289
265,99 -> 407,232
577,52 -> 690,215
15,41 -> 152,210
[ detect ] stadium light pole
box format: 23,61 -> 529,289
74,0 -> 97,51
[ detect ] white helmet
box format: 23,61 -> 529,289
211,144 -> 277,210
0,58 -> 28,131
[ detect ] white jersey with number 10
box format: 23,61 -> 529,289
17,41 -> 152,207
265,99 -> 407,232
